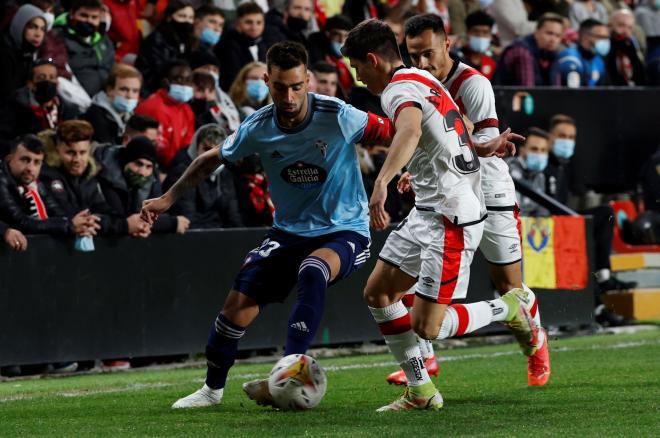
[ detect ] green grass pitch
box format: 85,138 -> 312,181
1,330 -> 659,437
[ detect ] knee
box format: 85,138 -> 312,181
298,257 -> 330,283
412,318 -> 440,340
363,283 -> 380,307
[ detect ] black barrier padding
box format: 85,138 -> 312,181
0,219 -> 594,366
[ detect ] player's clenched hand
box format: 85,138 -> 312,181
474,128 -> 524,158
369,181 -> 391,231
141,194 -> 174,225
397,171 -> 412,194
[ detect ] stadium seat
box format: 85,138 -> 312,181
609,200 -> 660,254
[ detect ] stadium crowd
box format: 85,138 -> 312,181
1,0 -> 658,375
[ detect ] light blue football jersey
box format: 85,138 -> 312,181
221,93 -> 370,238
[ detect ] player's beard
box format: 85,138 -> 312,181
278,101 -> 304,119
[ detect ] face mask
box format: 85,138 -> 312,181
74,235 -> 95,252
246,79 -> 269,102
479,0 -> 494,8
72,20 -> 96,38
168,84 -> 194,102
468,36 -> 491,54
553,138 -> 575,159
43,12 -> 54,31
287,16 -> 308,32
656,0 -> 660,9
200,27 -> 221,46
112,95 -> 138,113
172,20 -> 193,40
331,41 -> 343,57
124,167 -> 150,188
594,38 -> 611,57
526,152 -> 549,172
34,80 -> 58,104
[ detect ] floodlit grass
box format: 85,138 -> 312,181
1,330 -> 659,437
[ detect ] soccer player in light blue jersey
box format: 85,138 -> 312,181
141,41 -> 391,409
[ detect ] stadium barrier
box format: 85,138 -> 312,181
0,220 -> 595,366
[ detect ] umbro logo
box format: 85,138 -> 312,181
271,150 -> 284,159
290,321 -> 310,332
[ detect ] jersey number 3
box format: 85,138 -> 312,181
444,109 -> 480,174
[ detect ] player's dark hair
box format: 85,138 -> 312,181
404,13 -> 447,39
11,134 -> 44,154
341,19 -> 401,61
70,0 -> 103,12
266,41 -> 308,71
236,1 -> 264,18
465,11 -> 494,30
312,61 -> 337,75
578,18 -> 605,36
195,4 -> 225,20
525,127 -> 550,141
324,14 -> 353,32
536,13 -> 565,30
549,114 -> 576,130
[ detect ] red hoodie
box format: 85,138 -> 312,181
135,89 -> 194,169
105,0 -> 141,62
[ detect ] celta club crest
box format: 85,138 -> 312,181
526,219 -> 551,252
315,140 -> 328,158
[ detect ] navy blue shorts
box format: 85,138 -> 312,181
233,228 -> 371,305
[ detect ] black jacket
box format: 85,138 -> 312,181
214,28 -> 268,91
0,161 -> 72,235
262,8 -> 307,48
94,145 -> 177,233
82,103 -> 121,145
135,23 -> 191,96
0,86 -> 80,142
40,164 -> 129,235
605,36 -> 646,86
0,33 -> 34,106
164,147 -> 243,229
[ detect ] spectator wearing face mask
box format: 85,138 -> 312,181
214,2 -> 268,92
606,9 -> 646,85
190,71 -> 225,131
307,14 -> 354,99
497,13 -> 565,86
228,61 -> 271,120
558,18 -> 610,86
96,136 -> 189,234
263,0 -> 314,47
0,4 -> 47,104
135,60 -> 195,170
135,0 -> 195,95
0,134 -> 99,237
104,0 -> 142,63
164,124 -> 243,229
455,10 -> 498,81
192,5 -> 224,53
39,0 -> 116,98
505,127 -> 552,217
82,64 -> 143,145
190,56 -> 241,133
0,58 -> 80,142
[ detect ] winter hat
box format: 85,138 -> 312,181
10,4 -> 46,48
119,136 -> 158,167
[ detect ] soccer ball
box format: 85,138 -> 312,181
267,354 -> 327,410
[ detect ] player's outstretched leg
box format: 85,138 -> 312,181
243,255 -> 331,407
386,292 -> 440,385
173,291 -> 258,409
365,262 -> 443,412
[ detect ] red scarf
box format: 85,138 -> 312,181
19,182 -> 48,219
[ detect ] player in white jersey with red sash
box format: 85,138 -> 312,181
343,19 -> 538,411
383,14 -> 550,388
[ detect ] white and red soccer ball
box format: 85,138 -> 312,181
267,354 -> 327,411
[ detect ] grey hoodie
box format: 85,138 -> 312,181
91,91 -> 129,135
10,4 -> 46,48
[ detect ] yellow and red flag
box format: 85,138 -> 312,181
521,216 -> 588,290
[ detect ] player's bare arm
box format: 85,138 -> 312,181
141,146 -> 222,225
473,127 -> 525,158
370,106 -> 423,230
